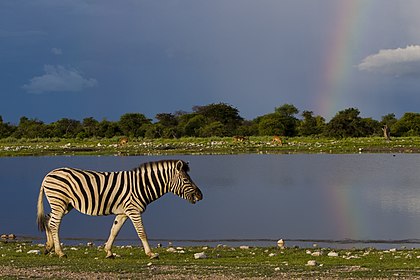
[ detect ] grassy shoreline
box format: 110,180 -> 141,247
1,136 -> 420,156
1,241 -> 420,279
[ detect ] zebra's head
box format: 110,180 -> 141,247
169,160 -> 203,204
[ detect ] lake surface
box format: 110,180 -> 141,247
0,154 -> 419,248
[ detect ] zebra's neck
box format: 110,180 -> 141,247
132,161 -> 174,207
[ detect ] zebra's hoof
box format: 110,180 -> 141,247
149,253 -> 159,259
105,254 -> 115,259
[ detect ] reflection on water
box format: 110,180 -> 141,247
0,154 -> 419,248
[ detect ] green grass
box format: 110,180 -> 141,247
0,242 -> 419,279
1,136 -> 420,156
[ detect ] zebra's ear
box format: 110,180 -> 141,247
175,160 -> 184,172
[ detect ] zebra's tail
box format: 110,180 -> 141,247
37,183 -> 48,232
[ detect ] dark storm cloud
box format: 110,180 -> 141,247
0,0 -> 419,123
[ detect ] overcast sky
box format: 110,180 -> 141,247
1,0 -> 420,124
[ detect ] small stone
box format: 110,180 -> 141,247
239,245 -> 250,250
311,251 -> 322,257
70,247 -> 78,251
166,247 -> 177,253
274,267 -> 280,271
194,252 -> 207,259
306,260 -> 317,266
268,253 -> 276,257
27,250 -> 41,255
147,262 -> 153,266
389,248 -> 397,252
327,251 -> 339,257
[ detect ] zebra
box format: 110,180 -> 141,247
36,159 -> 203,259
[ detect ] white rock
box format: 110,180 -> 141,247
239,245 -> 250,250
27,250 -> 41,255
194,252 -> 207,259
306,260 -> 317,266
311,251 -> 322,257
274,267 -> 280,271
327,251 -> 339,257
389,248 -> 397,252
70,247 -> 78,251
268,253 -> 276,257
166,247 -> 177,253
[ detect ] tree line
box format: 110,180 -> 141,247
0,103 -> 419,139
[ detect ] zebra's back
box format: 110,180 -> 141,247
42,167 -> 132,216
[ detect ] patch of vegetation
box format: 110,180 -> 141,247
0,136 -> 419,157
0,242 -> 419,279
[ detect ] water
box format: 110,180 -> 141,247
0,154 -> 419,248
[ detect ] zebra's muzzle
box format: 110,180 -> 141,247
192,191 -> 203,204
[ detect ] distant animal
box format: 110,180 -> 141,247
272,136 -> 283,146
233,136 -> 248,143
119,137 -> 129,146
37,160 -> 203,259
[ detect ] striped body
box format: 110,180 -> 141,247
37,160 -> 202,258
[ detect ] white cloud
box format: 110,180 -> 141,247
51,48 -> 63,55
22,65 -> 97,93
358,45 -> 420,77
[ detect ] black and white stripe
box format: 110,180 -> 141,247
37,160 -> 202,259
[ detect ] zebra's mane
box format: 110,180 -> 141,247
133,160 -> 190,172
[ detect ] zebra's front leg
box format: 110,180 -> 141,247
104,214 -> 128,258
128,212 -> 159,259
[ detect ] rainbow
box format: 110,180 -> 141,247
323,179 -> 370,240
316,1 -> 373,119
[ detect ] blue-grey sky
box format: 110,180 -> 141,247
1,0 -> 420,124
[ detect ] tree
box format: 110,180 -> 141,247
392,112 -> 420,136
81,117 -> 100,138
98,119 -> 120,138
254,104 -> 299,136
192,103 -> 243,136
0,116 -> 15,138
155,113 -> 179,138
13,117 -> 48,138
381,113 -> 398,128
182,114 -> 206,137
325,108 -> 367,138
256,113 -> 285,136
51,118 -> 83,138
118,113 -> 152,138
299,111 -> 325,136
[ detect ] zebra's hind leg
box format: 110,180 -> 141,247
44,214 -> 54,255
127,212 -> 159,259
49,210 -> 67,258
104,214 -> 128,258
